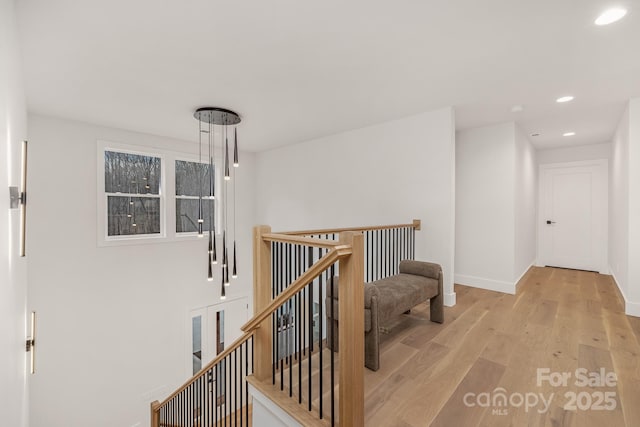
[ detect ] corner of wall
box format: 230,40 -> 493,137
609,266 -> 640,318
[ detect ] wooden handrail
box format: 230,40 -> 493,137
156,331 -> 254,407
262,233 -> 344,248
241,246 -> 351,333
277,219 -> 421,236
155,233 -> 353,411
152,223 -> 380,426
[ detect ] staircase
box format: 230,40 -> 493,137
150,221 -> 420,427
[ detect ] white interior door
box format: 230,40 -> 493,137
538,160 -> 608,273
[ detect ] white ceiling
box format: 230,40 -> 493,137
16,0 -> 640,151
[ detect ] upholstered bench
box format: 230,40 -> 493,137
326,260 -> 444,371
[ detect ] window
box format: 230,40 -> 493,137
97,140 -> 220,245
175,160 -> 214,234
104,150 -> 162,237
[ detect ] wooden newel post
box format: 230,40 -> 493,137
253,225 -> 273,382
338,231 -> 365,426
150,400 -> 160,427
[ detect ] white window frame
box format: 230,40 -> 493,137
174,156 -> 221,238
97,140 -> 222,247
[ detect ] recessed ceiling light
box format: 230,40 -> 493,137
563,132 -> 576,137
595,8 -> 627,25
556,96 -> 574,103
511,105 -> 523,113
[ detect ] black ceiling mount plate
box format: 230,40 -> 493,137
194,107 -> 241,125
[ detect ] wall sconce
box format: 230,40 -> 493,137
8,140 -> 28,257
26,311 -> 36,374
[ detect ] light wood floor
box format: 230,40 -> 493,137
363,267 -> 640,427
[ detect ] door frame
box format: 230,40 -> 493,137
536,159 -> 609,273
186,296 -> 248,378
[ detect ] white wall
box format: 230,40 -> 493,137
27,115 -> 255,427
455,122 -> 536,294
514,124 -> 537,283
0,0 -> 29,426
255,108 -> 457,306
537,143 -> 611,164
609,98 -> 640,317
609,107 -> 629,304
455,123 -> 515,291
627,99 -> 640,311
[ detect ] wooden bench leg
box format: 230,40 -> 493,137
430,293 -> 444,323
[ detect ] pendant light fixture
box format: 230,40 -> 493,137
193,107 -> 241,298
233,128 -> 239,167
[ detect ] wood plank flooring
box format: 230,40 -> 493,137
363,267 -> 640,427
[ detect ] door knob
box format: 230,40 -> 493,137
546,220 -> 556,225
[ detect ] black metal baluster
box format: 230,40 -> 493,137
389,228 -> 393,275
244,337 -> 253,426
403,227 -> 406,262
206,370 -> 210,427
288,247 -> 293,397
308,246 -> 314,411
239,344 -> 243,427
397,228 -> 401,272
198,375 -> 202,427
226,356 -> 229,427
382,229 -> 386,278
400,227 -> 403,263
196,378 -> 200,427
369,230 -> 373,282
387,229 -> 391,277
272,243 -> 276,385
395,228 -> 399,273
302,259 -> 306,358
392,228 -> 396,274
406,227 -> 409,261
378,229 -> 382,280
279,243 -> 284,390
366,230 -> 370,282
214,365 -> 218,426
330,265 -> 335,427
200,377 -> 204,427
297,245 -> 301,363
298,288 -> 302,403
319,250 -> 324,419
235,349 -> 238,427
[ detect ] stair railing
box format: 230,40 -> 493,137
151,220 -> 420,427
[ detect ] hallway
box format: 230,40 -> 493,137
363,267 -> 640,426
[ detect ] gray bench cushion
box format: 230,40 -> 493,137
375,273 -> 439,324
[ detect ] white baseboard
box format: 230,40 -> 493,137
454,274 -> 516,295
609,267 -> 640,318
444,292 -> 456,307
514,263 -> 534,292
